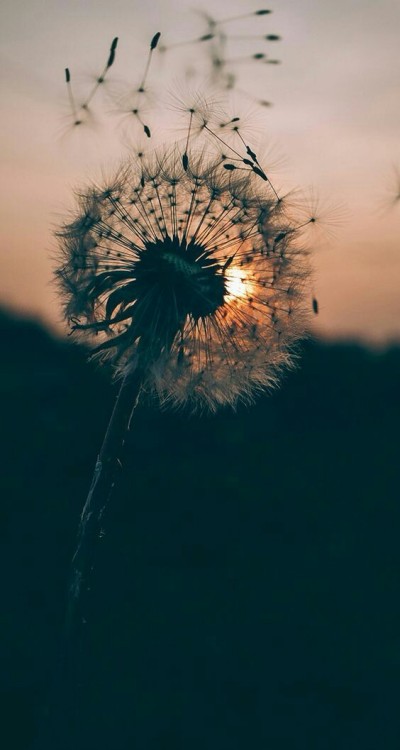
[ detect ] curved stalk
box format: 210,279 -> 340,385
66,366 -> 144,640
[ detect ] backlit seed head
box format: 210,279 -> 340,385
56,147 -> 311,410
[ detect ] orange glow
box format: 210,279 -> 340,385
1,0 -> 400,345
225,267 -> 253,301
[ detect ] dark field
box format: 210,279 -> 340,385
1,308 -> 399,749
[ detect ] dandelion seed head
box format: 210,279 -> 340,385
56,146 -> 310,410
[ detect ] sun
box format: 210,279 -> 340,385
225,266 -> 252,301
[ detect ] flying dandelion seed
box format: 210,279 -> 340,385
59,9 -> 283,144
82,36 -> 119,109
56,147 -> 311,412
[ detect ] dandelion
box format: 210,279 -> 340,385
55,143 -> 311,640
57,147 -> 310,412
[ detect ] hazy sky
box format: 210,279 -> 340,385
1,0 -> 399,345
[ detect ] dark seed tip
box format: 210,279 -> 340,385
107,50 -> 116,68
252,166 -> 267,181
150,32 -> 161,50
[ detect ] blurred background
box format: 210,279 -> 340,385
1,0 -> 400,343
1,1 -> 400,748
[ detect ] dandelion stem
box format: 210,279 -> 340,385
66,365 -> 143,640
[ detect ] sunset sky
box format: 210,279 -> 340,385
1,0 -> 399,345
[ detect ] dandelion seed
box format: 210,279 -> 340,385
139,31 -> 161,92
82,37 -> 120,110
159,32 -> 214,53
64,67 -> 82,127
110,88 -> 153,137
170,90 -> 220,166
182,108 -> 195,171
221,53 -> 269,66
219,116 -> 240,128
292,191 -> 347,242
117,31 -> 161,138
218,9 -> 272,25
229,34 -> 281,42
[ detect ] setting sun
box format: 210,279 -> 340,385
225,266 -> 251,301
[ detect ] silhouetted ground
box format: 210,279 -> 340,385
1,307 -> 399,749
